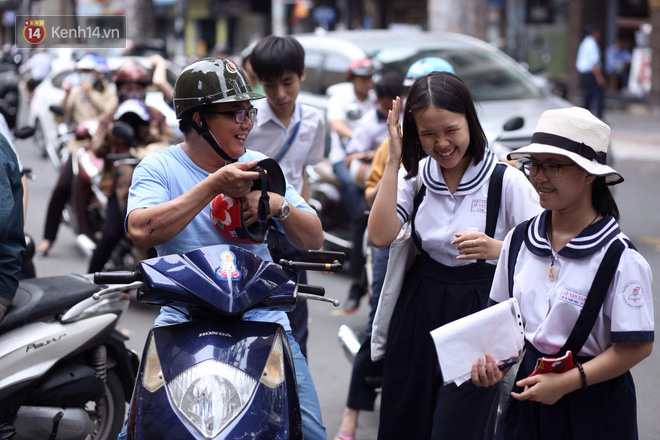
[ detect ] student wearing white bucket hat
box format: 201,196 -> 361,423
472,107 -> 654,439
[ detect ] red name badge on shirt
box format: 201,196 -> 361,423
527,350 -> 575,377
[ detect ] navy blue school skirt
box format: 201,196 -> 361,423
378,254 -> 500,440
497,343 -> 638,440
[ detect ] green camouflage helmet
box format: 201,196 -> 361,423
173,57 -> 265,118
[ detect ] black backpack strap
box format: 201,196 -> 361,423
477,163 -> 507,265
410,184 -> 427,256
559,238 -> 627,356
507,220 -> 529,298
485,163 -> 507,238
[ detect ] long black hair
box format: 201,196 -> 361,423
592,177 -> 620,221
401,71 -> 487,179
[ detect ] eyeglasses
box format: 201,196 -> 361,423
204,107 -> 258,124
522,161 -> 578,178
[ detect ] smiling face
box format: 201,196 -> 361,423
195,101 -> 254,160
260,69 -> 304,120
528,153 -> 595,213
414,105 -> 471,171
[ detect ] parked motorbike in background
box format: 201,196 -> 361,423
0,273 -> 138,440
93,245 -> 344,439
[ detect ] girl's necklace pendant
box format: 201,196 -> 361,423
548,256 -> 560,281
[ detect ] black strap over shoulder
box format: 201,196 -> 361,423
484,163 -> 507,239
559,238 -> 627,356
507,220 -> 529,298
410,184 -> 427,254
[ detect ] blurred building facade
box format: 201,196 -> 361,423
1,0 -> 659,108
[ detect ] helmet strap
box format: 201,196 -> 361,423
193,112 -> 239,163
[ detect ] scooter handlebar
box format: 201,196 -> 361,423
94,271 -> 138,285
298,284 -> 325,296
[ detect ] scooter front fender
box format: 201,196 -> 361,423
130,319 -> 302,439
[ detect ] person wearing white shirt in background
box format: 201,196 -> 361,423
246,35 -> 326,361
326,59 -> 377,314
576,25 -> 606,119
327,58 -> 377,221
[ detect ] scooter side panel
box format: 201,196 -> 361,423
0,315 -> 117,391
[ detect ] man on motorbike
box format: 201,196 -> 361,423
120,57 -> 326,439
87,61 -> 172,273
36,54 -> 117,257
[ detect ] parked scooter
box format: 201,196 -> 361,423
93,245 -> 345,439
0,273 -> 138,440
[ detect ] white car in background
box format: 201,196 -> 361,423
27,54 -> 180,164
292,29 -> 572,157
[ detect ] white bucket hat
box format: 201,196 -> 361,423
507,107 -> 623,185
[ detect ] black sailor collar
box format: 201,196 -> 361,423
421,149 -> 497,196
524,210 -> 621,259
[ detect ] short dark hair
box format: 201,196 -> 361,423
249,35 -> 305,81
401,71 -> 487,179
375,72 -> 405,100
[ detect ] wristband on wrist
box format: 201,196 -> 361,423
575,362 -> 588,390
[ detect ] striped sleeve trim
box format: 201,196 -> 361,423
396,204 -> 409,223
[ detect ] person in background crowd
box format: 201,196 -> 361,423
118,57 -> 326,440
327,58 -> 377,313
37,54 -> 117,257
576,25 -> 606,119
87,61 -> 172,273
241,53 -> 265,95
150,53 -> 174,105
344,72 -> 404,191
247,35 -> 326,359
368,72 -> 541,440
605,37 -> 632,91
472,107 -> 653,440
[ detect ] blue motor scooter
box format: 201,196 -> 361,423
93,244 -> 344,439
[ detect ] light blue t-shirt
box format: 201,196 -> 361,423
127,144 -> 315,330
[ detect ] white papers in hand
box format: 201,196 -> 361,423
430,298 -> 524,386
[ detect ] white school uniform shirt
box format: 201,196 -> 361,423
327,83 -> 376,164
395,149 -> 542,266
576,35 -> 601,74
248,99 -> 325,195
345,107 -> 387,155
490,211 -> 654,357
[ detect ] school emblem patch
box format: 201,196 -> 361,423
623,281 -> 643,309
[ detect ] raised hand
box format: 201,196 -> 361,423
387,96 -> 403,163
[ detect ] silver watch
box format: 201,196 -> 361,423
277,197 -> 291,221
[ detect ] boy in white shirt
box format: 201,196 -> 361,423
247,35 -> 326,359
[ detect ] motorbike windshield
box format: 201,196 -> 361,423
137,245 -> 297,315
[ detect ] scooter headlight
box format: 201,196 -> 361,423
167,360 -> 257,438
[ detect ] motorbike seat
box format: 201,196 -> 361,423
0,274 -> 101,334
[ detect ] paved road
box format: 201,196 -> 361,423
15,108 -> 660,439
